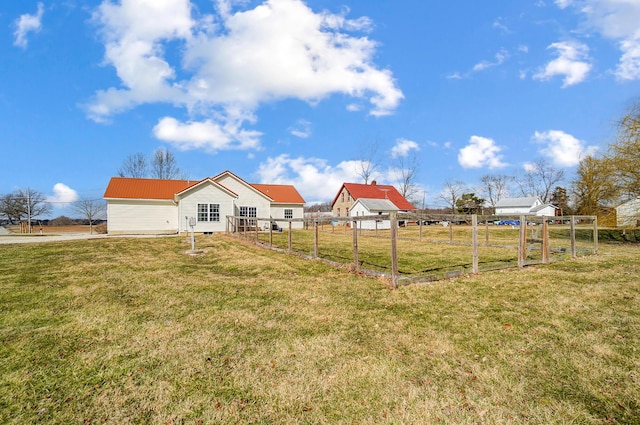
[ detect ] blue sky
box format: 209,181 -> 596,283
1,0 -> 639,217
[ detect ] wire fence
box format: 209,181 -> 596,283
226,213 -> 598,287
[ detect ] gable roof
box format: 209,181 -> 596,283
494,196 -> 540,208
331,182 -> 415,210
104,177 -> 192,200
353,198 -> 399,212
175,177 -> 238,198
251,184 -> 305,204
104,173 -> 306,204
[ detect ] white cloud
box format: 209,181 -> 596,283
556,0 -> 640,80
458,135 -> 507,169
47,183 -> 79,206
88,0 -> 403,150
255,154 -> 363,202
391,138 -> 419,158
289,119 -> 312,138
473,49 -> 509,72
532,129 -> 598,167
533,41 -> 591,87
13,2 -> 44,49
555,0 -> 573,9
152,116 -> 262,152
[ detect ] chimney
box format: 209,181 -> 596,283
371,180 -> 377,186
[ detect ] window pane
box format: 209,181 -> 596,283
210,204 -> 220,222
197,204 -> 208,222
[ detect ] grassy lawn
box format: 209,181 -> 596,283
1,235 -> 638,424
256,223 -> 598,279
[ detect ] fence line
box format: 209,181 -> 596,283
227,213 -> 598,288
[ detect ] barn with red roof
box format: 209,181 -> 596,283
330,180 -> 416,218
104,170 -> 305,235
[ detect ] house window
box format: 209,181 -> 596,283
341,193 -> 345,202
346,207 -> 349,217
197,204 -> 220,222
239,206 -> 257,226
347,193 -> 351,202
337,208 -> 341,217
284,209 -> 293,219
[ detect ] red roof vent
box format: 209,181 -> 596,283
371,180 -> 377,186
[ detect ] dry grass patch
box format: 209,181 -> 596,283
0,235 -> 638,424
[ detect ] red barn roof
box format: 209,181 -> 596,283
331,181 -> 415,210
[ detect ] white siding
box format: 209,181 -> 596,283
178,183 -> 236,233
107,199 -> 178,234
270,203 -> 304,229
215,174 -> 272,218
350,202 -> 392,230
616,198 -> 640,227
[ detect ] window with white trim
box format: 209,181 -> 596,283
239,206 -> 257,226
197,204 -> 220,222
284,209 -> 293,219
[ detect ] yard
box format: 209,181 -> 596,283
0,234 -> 638,424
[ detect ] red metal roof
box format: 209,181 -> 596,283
331,182 -> 416,210
103,177 -> 192,200
104,175 -> 305,204
251,184 -> 305,204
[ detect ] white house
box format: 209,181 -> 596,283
494,197 -> 559,217
616,198 -> 640,227
350,198 -> 399,230
104,170 -> 305,235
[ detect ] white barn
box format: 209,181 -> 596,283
495,197 -> 559,217
350,198 -> 400,230
616,198 -> 640,227
104,170 -> 305,235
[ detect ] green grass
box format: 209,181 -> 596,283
255,224 -> 599,279
1,235 -> 639,424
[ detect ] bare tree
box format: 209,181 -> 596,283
118,152 -> 147,178
517,158 -> 564,203
480,174 -> 512,208
394,153 -> 420,205
439,180 -> 467,214
72,198 -> 107,234
151,148 -> 182,180
354,141 -> 382,184
0,188 -> 51,232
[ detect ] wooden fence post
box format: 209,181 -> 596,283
288,220 -> 292,253
542,216 -> 549,264
518,215 -> 527,268
390,211 -> 398,289
593,216 -> 599,254
485,218 -> 490,246
314,219 -> 319,258
269,220 -> 273,247
570,216 -> 576,258
419,216 -> 423,242
352,218 -> 359,271
472,214 -> 479,274
449,217 -> 453,243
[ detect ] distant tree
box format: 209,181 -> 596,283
394,152 -> 420,205
72,198 -> 107,234
516,158 -> 564,203
0,188 -> 51,232
151,148 -> 183,180
49,215 -> 76,226
572,155 -> 618,216
610,101 -> 640,198
480,174 -> 512,208
456,193 -> 486,215
440,180 -> 467,215
354,141 -> 382,184
549,186 -> 572,215
118,152 -> 148,178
